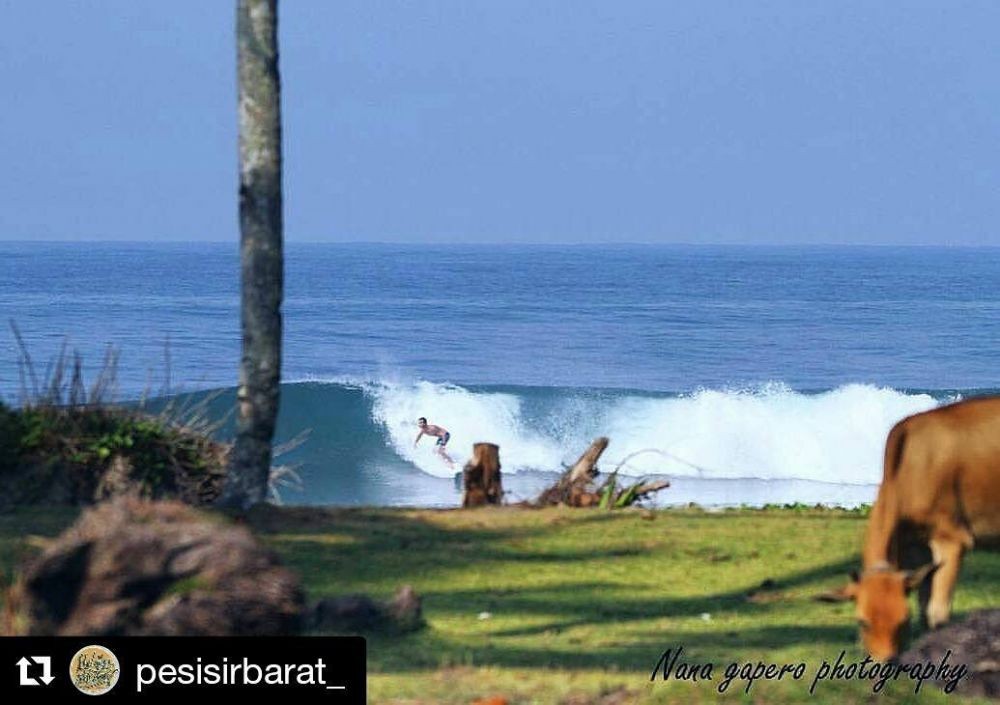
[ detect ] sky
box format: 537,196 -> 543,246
2,1 -> 999,245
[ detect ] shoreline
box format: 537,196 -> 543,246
277,471 -> 881,510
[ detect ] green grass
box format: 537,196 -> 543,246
3,505 -> 997,704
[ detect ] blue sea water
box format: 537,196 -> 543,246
2,242 -> 999,506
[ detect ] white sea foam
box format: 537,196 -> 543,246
363,379 -> 943,483
367,380 -> 562,476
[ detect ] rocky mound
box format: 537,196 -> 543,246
900,609 -> 1000,698
6,498 -> 303,636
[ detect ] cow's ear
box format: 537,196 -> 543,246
816,576 -> 858,603
904,563 -> 939,593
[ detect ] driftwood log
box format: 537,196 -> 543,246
537,437 -> 670,508
537,437 -> 609,506
463,443 -> 503,507
567,436 -> 609,484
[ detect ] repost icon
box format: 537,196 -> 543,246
17,655 -> 54,686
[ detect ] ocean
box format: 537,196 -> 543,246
2,242 -> 998,507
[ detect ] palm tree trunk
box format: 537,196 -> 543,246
220,0 -> 283,509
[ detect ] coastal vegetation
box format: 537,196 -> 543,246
2,323 -> 228,507
0,399 -> 226,508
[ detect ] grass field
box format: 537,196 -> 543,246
2,504 -> 998,704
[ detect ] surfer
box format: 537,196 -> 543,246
414,417 -> 454,467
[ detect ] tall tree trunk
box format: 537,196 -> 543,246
220,0 -> 283,509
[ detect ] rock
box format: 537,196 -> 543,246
309,594 -> 382,632
386,584 -> 423,631
308,585 -> 424,634
899,609 -> 1000,698
7,497 -> 303,636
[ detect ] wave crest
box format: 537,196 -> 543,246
363,379 -> 940,483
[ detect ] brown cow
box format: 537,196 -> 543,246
832,397 -> 1000,661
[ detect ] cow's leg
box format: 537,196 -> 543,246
899,538 -> 934,626
924,534 -> 966,629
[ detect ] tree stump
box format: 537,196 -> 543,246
462,443 -> 503,507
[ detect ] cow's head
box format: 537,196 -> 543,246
823,563 -> 937,661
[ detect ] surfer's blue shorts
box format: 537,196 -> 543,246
436,432 -> 450,447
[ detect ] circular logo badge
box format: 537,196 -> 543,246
69,644 -> 120,696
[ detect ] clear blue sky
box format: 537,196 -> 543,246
2,1 -> 999,245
